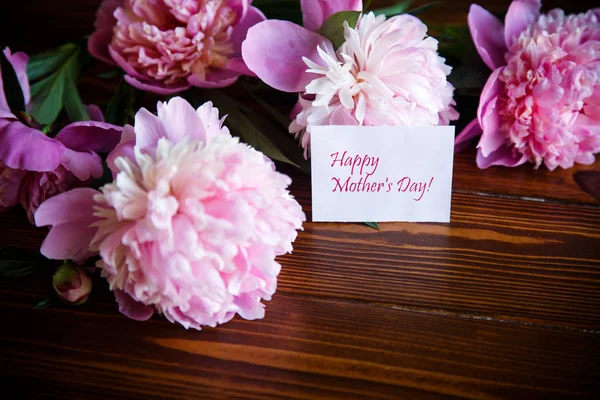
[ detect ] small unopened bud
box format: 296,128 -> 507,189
52,263 -> 92,305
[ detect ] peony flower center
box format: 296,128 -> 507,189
111,0 -> 237,85
302,43 -> 393,126
497,9 -> 600,169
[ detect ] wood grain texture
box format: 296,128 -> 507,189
1,287 -> 599,400
454,151 -> 600,205
1,162 -> 599,398
280,185 -> 600,330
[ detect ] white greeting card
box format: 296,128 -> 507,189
310,126 -> 455,223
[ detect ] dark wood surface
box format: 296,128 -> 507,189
2,1 -> 600,399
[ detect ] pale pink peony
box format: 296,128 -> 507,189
242,3 -> 458,157
455,1 -> 600,170
0,48 -> 122,222
89,0 -> 265,94
36,97 -> 305,330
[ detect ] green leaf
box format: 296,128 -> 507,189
252,0 -> 302,25
372,0 -> 413,17
63,77 -> 90,122
229,99 -> 310,172
0,246 -> 49,279
96,68 -> 122,80
28,44 -> 87,125
33,296 -> 56,310
239,80 -> 291,130
104,78 -> 136,125
27,43 -> 77,81
29,69 -> 66,124
363,222 -> 380,230
236,117 -> 300,167
0,260 -> 37,279
407,1 -> 442,16
212,92 -> 300,168
318,11 -> 361,49
364,0 -> 373,10
447,66 -> 489,90
189,89 -> 309,173
0,50 -> 26,113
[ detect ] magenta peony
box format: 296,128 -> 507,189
242,1 -> 458,157
0,48 -> 122,222
36,97 -> 305,330
455,0 -> 600,170
88,0 -> 266,94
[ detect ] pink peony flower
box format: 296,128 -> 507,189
455,1 -> 600,170
88,0 -> 266,94
242,1 -> 458,157
36,97 -> 305,330
0,48 -> 122,222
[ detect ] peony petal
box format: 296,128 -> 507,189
235,292 -> 265,320
0,48 -> 30,110
504,0 -> 542,47
301,0 -> 362,32
0,109 -> 16,120
40,221 -> 98,261
4,48 -> 30,105
301,0 -> 323,32
329,105 -> 359,125
89,30 -> 117,66
0,162 -> 24,211
114,289 -> 155,321
133,108 -> 166,151
88,0 -> 121,65
107,125 -> 136,178
35,187 -> 99,227
229,6 -> 266,57
290,97 -> 304,120
242,20 -> 332,92
468,4 -> 508,70
226,0 -> 250,24
477,69 -> 503,127
0,121 -> 64,172
194,101 -> 224,142
60,149 -> 104,181
86,104 -> 105,122
455,118 -> 483,153
188,69 -> 239,88
226,58 -> 256,77
476,145 -> 528,168
54,121 -> 122,153
108,46 -> 147,80
478,96 -> 506,157
157,97 -> 206,144
0,90 -> 6,113
123,74 -> 191,95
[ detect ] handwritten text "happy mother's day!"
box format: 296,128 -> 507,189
330,151 -> 435,201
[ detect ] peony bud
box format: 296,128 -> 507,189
52,263 -> 92,305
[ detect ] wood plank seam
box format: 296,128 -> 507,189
452,189 -> 600,209
273,292 -> 600,335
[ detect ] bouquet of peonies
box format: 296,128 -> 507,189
1,0 -> 598,330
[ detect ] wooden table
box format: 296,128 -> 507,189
2,149 -> 599,399
2,0 -> 600,399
